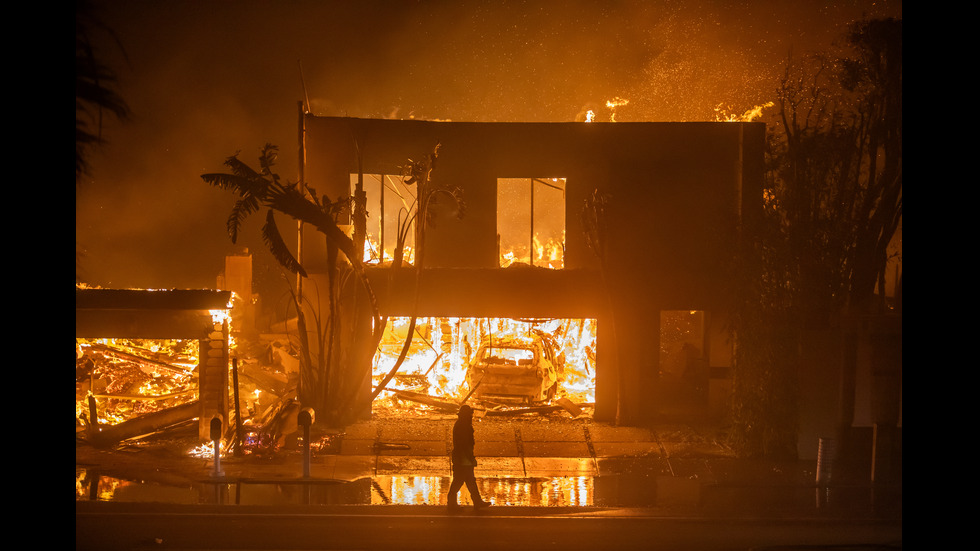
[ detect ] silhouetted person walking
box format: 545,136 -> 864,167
447,404 -> 490,510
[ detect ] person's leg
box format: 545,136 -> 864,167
448,471 -> 463,506
462,467 -> 488,506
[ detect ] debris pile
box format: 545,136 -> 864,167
76,326 -> 593,457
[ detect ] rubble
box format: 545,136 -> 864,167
77,321 -> 597,462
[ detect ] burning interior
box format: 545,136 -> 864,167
76,336 -> 200,426
372,316 -> 596,414
75,288 -> 233,445
496,177 -> 566,269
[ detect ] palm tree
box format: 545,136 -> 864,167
76,0 -> 129,182
334,143 -> 465,421
203,144 -> 383,421
205,142 -> 462,424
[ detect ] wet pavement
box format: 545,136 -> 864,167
76,415 -> 902,550
76,415 -> 901,521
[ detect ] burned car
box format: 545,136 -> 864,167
466,331 -> 564,404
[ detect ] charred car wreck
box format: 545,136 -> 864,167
468,331 -> 564,405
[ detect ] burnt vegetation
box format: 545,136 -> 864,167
730,17 -> 901,458
75,0 -> 129,182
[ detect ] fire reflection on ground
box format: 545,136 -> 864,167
371,475 -> 592,506
75,469 -> 594,507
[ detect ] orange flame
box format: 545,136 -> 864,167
372,317 -> 596,410
605,97 -> 629,122
714,101 -> 774,122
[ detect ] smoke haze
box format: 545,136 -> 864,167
76,0 -> 902,311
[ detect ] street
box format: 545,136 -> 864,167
76,501 -> 902,551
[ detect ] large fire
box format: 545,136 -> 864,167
76,337 -> 200,426
76,301 -> 235,430
76,291 -> 596,459
76,105 -> 743,456
372,316 -> 596,413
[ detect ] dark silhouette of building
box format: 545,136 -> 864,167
300,116 -> 765,425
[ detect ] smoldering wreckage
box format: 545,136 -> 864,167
76,116 -> 769,460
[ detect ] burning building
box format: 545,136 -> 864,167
298,116 -> 764,425
75,288 -> 233,442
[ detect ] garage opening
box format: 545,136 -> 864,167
372,316 -> 596,415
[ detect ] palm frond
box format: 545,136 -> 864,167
259,144 -> 279,175
202,172 -> 254,193
266,183 -> 328,227
76,2 -> 130,180
224,154 -> 263,180
262,209 -> 307,278
226,195 -> 260,243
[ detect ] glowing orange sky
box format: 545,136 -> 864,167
76,0 -> 902,301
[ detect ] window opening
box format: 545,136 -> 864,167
497,178 -> 565,268
352,173 -> 417,265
